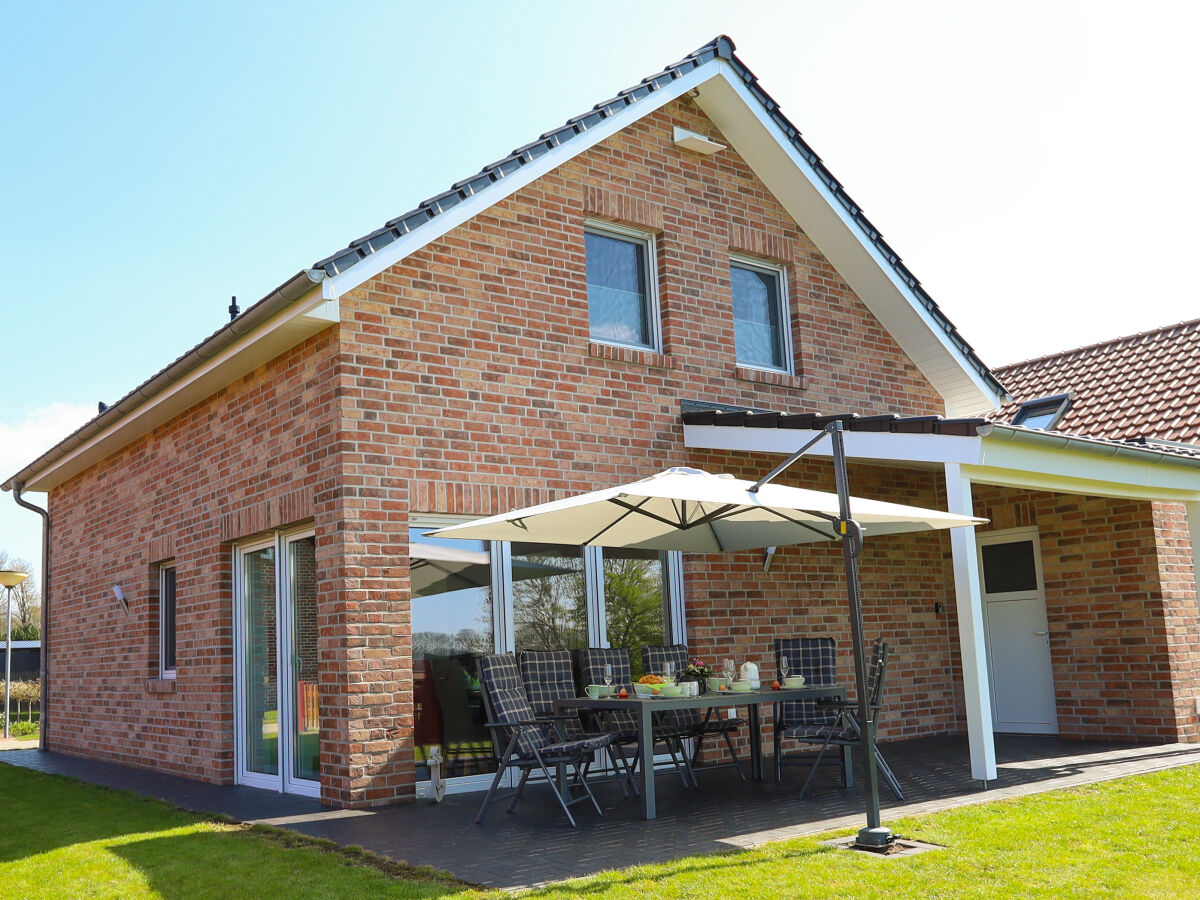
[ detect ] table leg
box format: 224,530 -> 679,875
842,744 -> 854,788
748,703 -> 763,780
638,703 -> 655,820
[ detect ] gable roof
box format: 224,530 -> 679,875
5,35 -> 1005,495
313,35 -> 1006,411
993,318 -> 1200,444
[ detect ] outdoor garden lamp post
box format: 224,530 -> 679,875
0,569 -> 29,740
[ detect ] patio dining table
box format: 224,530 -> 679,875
557,684 -> 849,819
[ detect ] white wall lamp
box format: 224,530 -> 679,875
112,584 -> 128,615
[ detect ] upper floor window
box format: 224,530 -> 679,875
585,223 -> 659,350
1012,394 -> 1071,431
160,563 -> 177,678
731,256 -> 790,372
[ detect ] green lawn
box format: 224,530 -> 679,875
1,759 -> 1198,898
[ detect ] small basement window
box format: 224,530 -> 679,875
1012,393 -> 1070,430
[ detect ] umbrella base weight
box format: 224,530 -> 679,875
855,826 -> 894,850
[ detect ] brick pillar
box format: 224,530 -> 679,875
1154,501 -> 1200,741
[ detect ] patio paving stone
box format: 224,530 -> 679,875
4,735 -> 1199,890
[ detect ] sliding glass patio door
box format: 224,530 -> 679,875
410,519 -> 683,796
235,529 -> 321,796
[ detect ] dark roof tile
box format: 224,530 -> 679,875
992,318 -> 1200,444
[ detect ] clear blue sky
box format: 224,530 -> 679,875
3,1 -> 1199,582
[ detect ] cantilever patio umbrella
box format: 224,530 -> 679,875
430,423 -> 985,848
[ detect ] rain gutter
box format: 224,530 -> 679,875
0,268 -> 328,493
977,423 -> 1200,469
11,484 -> 49,751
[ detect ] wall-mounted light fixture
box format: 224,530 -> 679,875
113,584 -> 128,614
762,546 -> 777,572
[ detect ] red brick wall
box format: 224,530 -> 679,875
43,95 -> 964,805
972,487 -> 1199,742
46,331 -> 341,784
1151,501 -> 1200,741
336,96 -> 947,790
678,452 -> 961,743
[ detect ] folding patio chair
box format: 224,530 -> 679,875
775,637 -> 904,800
475,653 -> 614,826
578,647 -> 698,788
773,636 -> 842,784
795,637 -> 903,800
518,649 -> 637,797
640,644 -> 746,782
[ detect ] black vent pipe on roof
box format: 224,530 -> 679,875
228,296 -> 240,321
11,483 -> 49,752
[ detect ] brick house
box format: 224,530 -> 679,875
5,37 -> 1199,808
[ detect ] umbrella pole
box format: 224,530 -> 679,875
828,423 -> 891,849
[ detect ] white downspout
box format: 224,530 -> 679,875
945,463 -> 998,782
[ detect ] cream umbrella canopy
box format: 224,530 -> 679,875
428,467 -> 980,552
429,423 -> 986,847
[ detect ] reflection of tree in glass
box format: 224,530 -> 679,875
513,557 -> 586,650
413,629 -> 491,661
604,556 -> 665,679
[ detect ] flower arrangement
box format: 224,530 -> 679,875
683,658 -> 714,678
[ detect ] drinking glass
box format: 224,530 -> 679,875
780,655 -> 790,681
664,661 -> 675,682
603,663 -> 613,687
722,658 -> 735,681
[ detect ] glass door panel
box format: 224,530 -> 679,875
288,535 -> 320,785
511,543 -> 587,653
602,548 -> 668,680
243,545 -> 279,778
410,528 -> 496,782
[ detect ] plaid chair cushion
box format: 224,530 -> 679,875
775,637 -> 839,729
533,733 -> 613,762
781,723 -> 858,742
640,644 -> 700,732
479,653 -> 551,756
519,649 -> 584,738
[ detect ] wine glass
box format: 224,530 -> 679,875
780,655 -> 791,682
722,657 -> 736,684
664,661 -> 675,683
603,663 -> 613,688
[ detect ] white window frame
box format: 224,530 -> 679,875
584,220 -> 662,353
730,253 -> 792,374
159,561 -> 177,679
232,526 -> 321,798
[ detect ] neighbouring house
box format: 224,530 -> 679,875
4,36 -> 1198,809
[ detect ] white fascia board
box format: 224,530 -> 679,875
322,61 -> 725,301
27,287 -> 337,492
683,423 -> 983,466
693,72 -> 1004,416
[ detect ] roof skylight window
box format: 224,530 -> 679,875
1012,393 -> 1071,431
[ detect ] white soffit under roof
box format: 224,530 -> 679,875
684,422 -> 1200,503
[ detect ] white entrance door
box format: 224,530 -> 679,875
977,528 -> 1058,734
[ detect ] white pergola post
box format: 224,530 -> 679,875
944,463 -> 998,782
